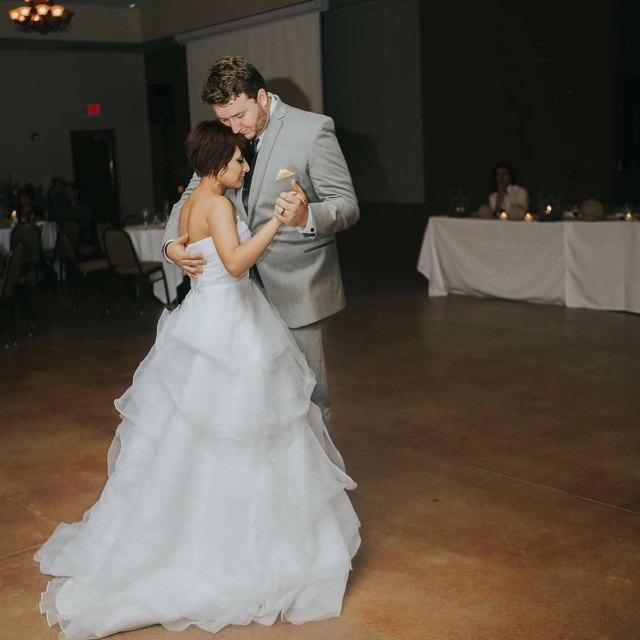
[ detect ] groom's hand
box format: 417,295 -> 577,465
166,234 -> 206,277
275,180 -> 308,227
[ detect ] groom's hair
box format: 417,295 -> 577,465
185,120 -> 251,177
202,56 -> 266,105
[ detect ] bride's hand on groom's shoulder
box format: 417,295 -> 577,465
166,234 -> 207,277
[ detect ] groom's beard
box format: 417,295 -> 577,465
251,108 -> 269,140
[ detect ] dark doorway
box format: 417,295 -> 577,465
70,130 -> 119,224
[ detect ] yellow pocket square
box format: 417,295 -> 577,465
275,168 -> 295,181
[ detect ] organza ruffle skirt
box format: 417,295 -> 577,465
34,280 -> 361,639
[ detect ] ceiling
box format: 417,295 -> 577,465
65,0 -> 160,7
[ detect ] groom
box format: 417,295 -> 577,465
162,56 -> 359,426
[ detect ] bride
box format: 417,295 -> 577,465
34,120 -> 361,639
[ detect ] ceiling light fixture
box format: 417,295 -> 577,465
8,0 -> 73,35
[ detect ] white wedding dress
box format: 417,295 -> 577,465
35,215 -> 361,639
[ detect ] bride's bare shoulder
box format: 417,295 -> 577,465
198,194 -> 235,220
186,191 -> 228,216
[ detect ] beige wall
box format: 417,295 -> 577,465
0,0 -> 309,43
186,10 -> 323,123
0,1 -> 143,42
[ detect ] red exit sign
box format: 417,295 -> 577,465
87,103 -> 102,116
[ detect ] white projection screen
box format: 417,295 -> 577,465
179,3 -> 324,125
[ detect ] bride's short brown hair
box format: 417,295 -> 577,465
185,120 -> 251,177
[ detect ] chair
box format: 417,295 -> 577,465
122,214 -> 144,227
56,232 -> 110,310
10,222 -> 43,286
60,217 -> 95,260
9,223 -> 42,331
0,242 -> 24,347
104,228 -> 170,312
96,223 -> 114,257
60,216 -> 80,246
45,228 -> 65,282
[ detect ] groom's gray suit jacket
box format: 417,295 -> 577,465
162,97 -> 359,329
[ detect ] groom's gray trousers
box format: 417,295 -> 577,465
290,321 -> 330,427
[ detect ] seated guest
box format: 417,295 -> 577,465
15,184 -> 45,223
58,182 -> 95,247
58,182 -> 94,225
47,177 -> 67,222
488,163 -> 529,214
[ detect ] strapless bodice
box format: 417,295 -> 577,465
185,216 -> 252,288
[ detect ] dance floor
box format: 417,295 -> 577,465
2,209 -> 639,639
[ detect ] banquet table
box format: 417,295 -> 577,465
417,217 -> 640,313
125,225 -> 184,305
0,221 -> 57,255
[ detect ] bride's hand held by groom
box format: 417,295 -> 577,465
166,235 -> 207,278
274,180 -> 308,226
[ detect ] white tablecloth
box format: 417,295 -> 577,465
125,225 -> 183,305
0,221 -> 57,255
418,217 -> 640,313
564,222 -> 640,312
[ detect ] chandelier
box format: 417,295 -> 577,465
8,1 -> 73,35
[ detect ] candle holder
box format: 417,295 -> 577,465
538,201 -> 557,222
498,210 -> 509,221
524,212 -> 534,222
447,187 -> 469,218
536,186 -> 561,222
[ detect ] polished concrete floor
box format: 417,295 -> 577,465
1,234 -> 639,639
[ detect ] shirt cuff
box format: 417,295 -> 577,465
297,210 -> 316,237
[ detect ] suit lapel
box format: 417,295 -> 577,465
248,100 -> 287,225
